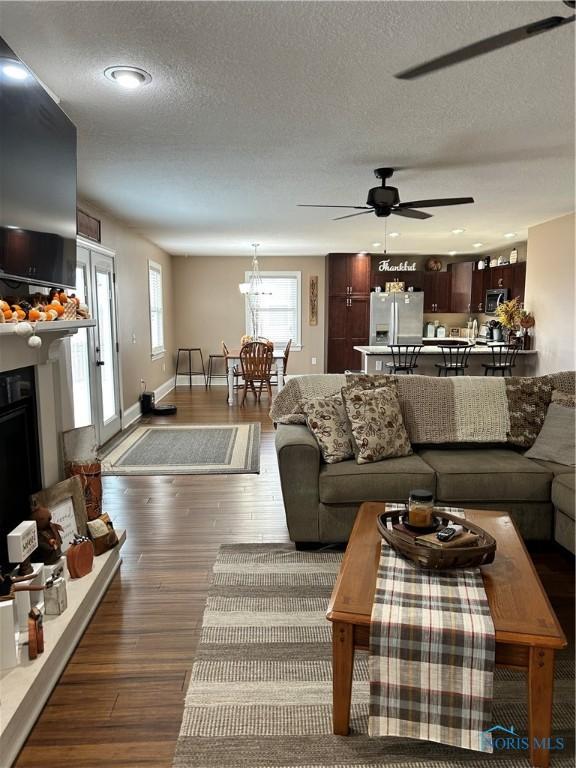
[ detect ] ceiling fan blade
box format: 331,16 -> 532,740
395,15 -> 575,80
392,208 -> 432,220
333,210 -> 375,221
399,197 -> 474,209
298,204 -> 372,209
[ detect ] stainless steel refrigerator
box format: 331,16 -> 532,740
369,291 -> 424,346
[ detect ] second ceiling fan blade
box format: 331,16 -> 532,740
333,210 -> 375,221
298,204 -> 371,209
392,208 -> 432,220
399,197 -> 474,208
395,15 -> 575,80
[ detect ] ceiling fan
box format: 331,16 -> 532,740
298,167 -> 474,221
395,1 -> 575,80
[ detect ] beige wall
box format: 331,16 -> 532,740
525,212 -> 575,374
78,201 -> 175,409
172,255 -> 326,374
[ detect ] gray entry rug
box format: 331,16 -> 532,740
173,544 -> 574,768
101,424 -> 260,475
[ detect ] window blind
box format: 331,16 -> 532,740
148,262 -> 165,355
246,274 -> 300,345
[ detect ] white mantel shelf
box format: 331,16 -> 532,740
0,319 -> 95,336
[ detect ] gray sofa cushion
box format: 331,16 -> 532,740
530,459 -> 574,476
417,448 -> 552,502
319,454 -> 435,504
552,473 -> 575,521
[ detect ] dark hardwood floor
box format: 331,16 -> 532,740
14,386 -> 575,767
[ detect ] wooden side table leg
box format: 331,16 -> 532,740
332,621 -> 354,736
528,646 -> 555,768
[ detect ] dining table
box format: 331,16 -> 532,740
224,348 -> 286,406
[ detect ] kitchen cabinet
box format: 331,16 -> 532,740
471,268 -> 487,312
423,271 -> 452,313
328,252 -> 370,295
480,263 -> 526,306
510,262 -> 526,303
327,253 -> 371,372
449,261 -> 474,313
326,295 -> 369,372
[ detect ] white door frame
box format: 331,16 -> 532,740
76,237 -> 123,446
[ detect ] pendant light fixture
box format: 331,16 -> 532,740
238,243 -> 271,339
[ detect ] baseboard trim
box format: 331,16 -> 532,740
122,401 -> 141,429
155,377 -> 176,400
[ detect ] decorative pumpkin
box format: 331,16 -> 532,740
47,302 -> 64,317
28,308 -> 41,322
58,292 -> 68,304
425,257 -> 443,272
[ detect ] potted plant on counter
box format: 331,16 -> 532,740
495,298 -> 535,348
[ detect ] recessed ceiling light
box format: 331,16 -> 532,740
504,232 -> 517,239
372,242 -> 382,247
448,251 -> 458,256
2,63 -> 29,81
473,242 -> 484,248
5,225 -> 20,229
388,232 -> 400,238
451,228 -> 465,235
104,66 -> 152,89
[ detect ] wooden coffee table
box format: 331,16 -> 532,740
326,502 -> 567,768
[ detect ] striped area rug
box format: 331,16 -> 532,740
173,544 -> 575,767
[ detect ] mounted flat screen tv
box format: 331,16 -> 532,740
0,36 -> 77,289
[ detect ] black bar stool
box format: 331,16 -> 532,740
205,353 -> 227,389
175,347 -> 206,387
482,344 -> 519,376
435,343 -> 473,376
386,344 -> 423,374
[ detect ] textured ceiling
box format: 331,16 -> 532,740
1,1 -> 574,257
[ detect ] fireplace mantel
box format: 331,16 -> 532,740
0,319 -> 96,487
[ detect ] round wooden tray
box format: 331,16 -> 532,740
376,508 -> 496,570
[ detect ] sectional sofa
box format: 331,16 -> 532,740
272,373 -> 575,551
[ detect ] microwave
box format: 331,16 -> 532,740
485,287 -> 508,314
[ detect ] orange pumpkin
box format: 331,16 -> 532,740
48,302 -> 65,316
58,292 -> 68,304
13,307 -> 26,320
28,308 -> 41,322
2,309 -> 12,320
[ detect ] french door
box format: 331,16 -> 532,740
72,243 -> 121,446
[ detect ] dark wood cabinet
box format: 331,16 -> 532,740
471,268 -> 487,312
449,261 -> 473,313
423,271 -> 452,313
328,252 -> 370,296
510,262 -> 526,303
327,254 -> 370,372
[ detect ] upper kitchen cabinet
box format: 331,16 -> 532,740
484,262 -> 527,303
449,261 -> 473,313
328,253 -> 371,296
510,262 -> 526,304
423,271 -> 452,313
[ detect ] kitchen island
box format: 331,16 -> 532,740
354,344 -> 537,376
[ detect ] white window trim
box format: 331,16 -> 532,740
244,270 -> 302,350
148,259 -> 165,359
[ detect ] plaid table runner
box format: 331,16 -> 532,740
369,541 -> 495,753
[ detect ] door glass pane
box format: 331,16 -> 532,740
95,269 -> 116,422
70,265 -> 92,427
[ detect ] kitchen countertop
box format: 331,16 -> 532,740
355,344 -> 537,355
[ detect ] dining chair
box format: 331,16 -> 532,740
386,344 -> 423,374
435,342 -> 473,376
482,344 -> 520,376
222,341 -> 241,397
239,341 -> 273,406
270,339 -> 292,386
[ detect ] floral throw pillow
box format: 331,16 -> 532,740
342,386 -> 412,464
300,394 -> 355,464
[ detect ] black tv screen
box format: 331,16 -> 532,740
0,37 -> 77,289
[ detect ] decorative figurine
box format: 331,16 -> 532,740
30,506 -> 63,565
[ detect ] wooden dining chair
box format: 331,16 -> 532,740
222,341 -> 241,397
239,341 -> 273,406
270,339 -> 292,386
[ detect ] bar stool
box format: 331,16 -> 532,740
482,344 -> 519,376
175,347 -> 206,387
205,353 -> 227,389
435,343 -> 473,376
386,344 -> 423,374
